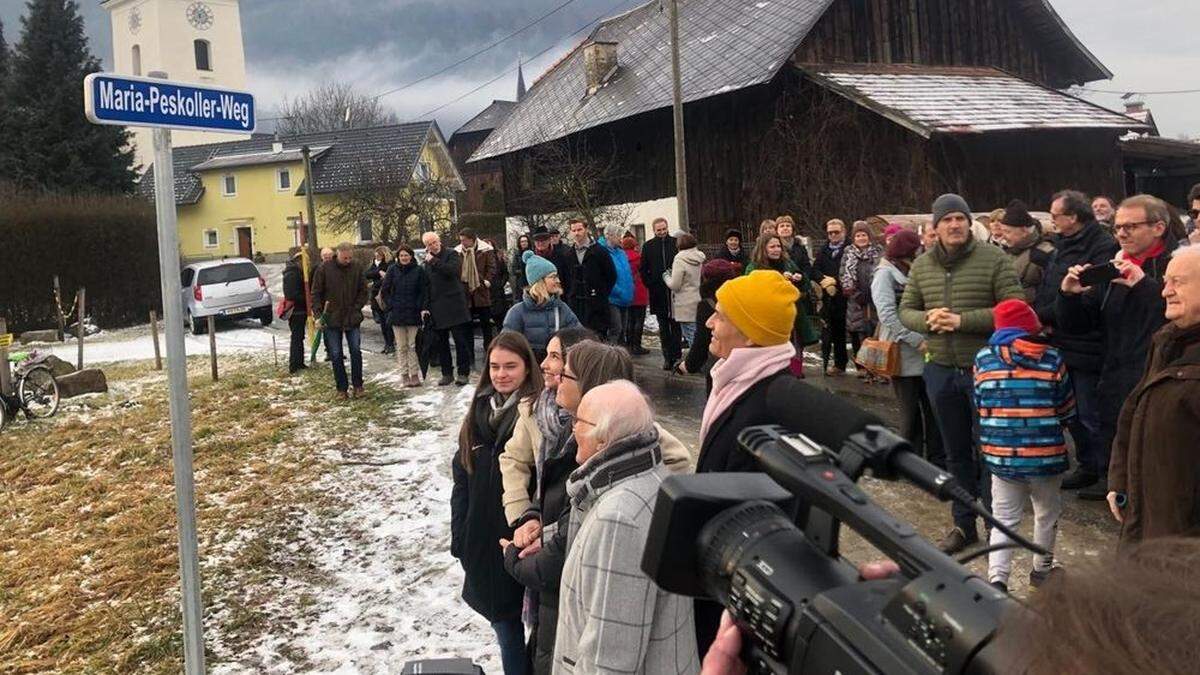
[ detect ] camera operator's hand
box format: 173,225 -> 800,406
1107,492 -> 1124,523
513,519 -> 542,549
859,560 -> 901,580
701,612 -> 746,675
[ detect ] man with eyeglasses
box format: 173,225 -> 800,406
1187,183 -> 1200,244
1057,194 -> 1178,502
1034,190 -> 1118,497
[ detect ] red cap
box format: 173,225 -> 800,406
993,299 -> 1041,334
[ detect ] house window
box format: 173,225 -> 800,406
131,45 -> 141,76
277,168 -> 291,191
194,39 -> 212,71
203,229 -> 219,248
222,174 -> 236,196
357,218 -> 373,243
415,161 -> 432,181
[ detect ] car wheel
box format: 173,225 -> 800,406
188,312 -> 205,335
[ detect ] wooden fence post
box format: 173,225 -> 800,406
53,275 -> 66,342
207,315 -> 218,382
150,310 -> 163,371
76,288 -> 86,371
0,318 -> 12,397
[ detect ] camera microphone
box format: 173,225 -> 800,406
764,377 -> 957,498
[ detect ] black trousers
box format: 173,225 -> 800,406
469,306 -> 494,365
571,296 -> 610,336
436,323 -> 472,377
624,305 -> 647,350
821,296 -> 849,369
288,312 -> 307,372
654,310 -> 682,365
892,375 -> 945,468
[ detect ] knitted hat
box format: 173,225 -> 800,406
885,230 -> 922,261
993,298 -> 1042,335
932,193 -> 972,228
715,270 -> 799,347
1000,199 -> 1038,229
884,224 -> 904,238
523,250 -> 558,286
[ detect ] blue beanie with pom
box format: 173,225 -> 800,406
523,250 -> 558,286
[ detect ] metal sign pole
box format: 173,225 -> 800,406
149,74 -> 206,674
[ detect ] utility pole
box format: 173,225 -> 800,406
302,146 -> 319,250
668,0 -> 689,233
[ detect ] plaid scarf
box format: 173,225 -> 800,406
533,387 -> 572,501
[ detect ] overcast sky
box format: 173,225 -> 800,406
2,0 -> 1196,138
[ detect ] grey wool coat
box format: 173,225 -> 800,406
553,430 -> 699,675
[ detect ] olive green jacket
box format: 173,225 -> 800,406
899,239 -> 1023,368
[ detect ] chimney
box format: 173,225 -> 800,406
583,41 -> 618,96
1125,100 -> 1145,115
272,141 -> 284,153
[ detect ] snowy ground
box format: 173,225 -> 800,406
209,379 -> 502,673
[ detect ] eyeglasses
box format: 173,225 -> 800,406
1112,221 -> 1158,235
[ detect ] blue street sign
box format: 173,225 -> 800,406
84,73 -> 255,134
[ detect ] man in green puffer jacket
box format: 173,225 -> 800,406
900,194 -> 1023,555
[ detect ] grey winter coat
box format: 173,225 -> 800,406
666,248 -> 706,322
871,260 -> 926,377
554,429 -> 699,674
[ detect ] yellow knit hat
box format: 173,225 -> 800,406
715,270 -> 799,347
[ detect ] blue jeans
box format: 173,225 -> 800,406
324,326 -> 363,391
1067,368 -> 1105,475
491,618 -> 528,675
923,363 -> 990,533
679,321 -> 697,346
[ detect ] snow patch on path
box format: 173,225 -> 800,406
211,384 -> 500,673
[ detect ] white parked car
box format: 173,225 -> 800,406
180,258 -> 273,335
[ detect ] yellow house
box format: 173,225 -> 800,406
139,121 -> 465,262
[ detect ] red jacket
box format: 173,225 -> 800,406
623,244 -> 650,307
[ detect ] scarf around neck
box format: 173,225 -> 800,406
1120,239 -> 1166,269
461,246 -> 482,293
700,342 -> 795,444
533,388 -> 573,499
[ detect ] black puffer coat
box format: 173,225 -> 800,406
451,391 -> 525,623
381,261 -> 429,327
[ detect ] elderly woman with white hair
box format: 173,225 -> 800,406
552,380 -> 699,674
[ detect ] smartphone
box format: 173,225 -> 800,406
1078,262 -> 1120,287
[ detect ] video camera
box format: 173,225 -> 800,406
642,378 -> 1034,674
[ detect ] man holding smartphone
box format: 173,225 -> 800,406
1057,194 -> 1178,501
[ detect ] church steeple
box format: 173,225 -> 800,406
516,58 -> 527,102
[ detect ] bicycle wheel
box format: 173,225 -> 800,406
18,365 -> 60,419
0,396 -> 9,430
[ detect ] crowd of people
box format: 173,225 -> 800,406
278,182 -> 1200,673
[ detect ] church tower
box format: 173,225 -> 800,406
102,0 -> 251,168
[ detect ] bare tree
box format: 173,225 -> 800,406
276,81 -> 399,136
508,132 -> 633,235
320,160 -> 458,245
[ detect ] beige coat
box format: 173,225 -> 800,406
499,399 -> 696,525
666,248 -> 706,322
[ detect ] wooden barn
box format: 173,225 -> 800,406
470,0 -> 1147,241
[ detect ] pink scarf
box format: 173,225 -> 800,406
700,342 -> 796,444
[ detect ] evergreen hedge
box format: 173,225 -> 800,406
0,187 -> 161,333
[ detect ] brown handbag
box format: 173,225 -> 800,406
855,324 -> 901,378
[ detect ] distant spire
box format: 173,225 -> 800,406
516,56 -> 527,102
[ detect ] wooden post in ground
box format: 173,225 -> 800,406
272,335 -> 278,370
76,288 -> 86,371
150,310 -> 163,371
0,318 -> 12,397
53,276 -> 66,342
207,315 -> 218,382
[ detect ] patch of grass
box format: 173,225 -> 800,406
0,355 -> 398,673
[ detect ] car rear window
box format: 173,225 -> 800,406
197,262 -> 259,285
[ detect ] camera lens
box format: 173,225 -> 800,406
697,501 -> 797,604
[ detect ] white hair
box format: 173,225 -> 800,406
583,380 -> 654,446
1172,243 -> 1200,260
603,223 -> 627,244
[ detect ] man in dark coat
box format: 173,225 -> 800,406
565,219 -> 616,337
715,228 -> 746,266
281,248 -> 309,374
1035,190 -> 1119,494
1057,195 -> 1177,501
455,228 -> 498,365
814,218 -> 850,374
1107,245 -> 1200,546
422,231 -> 473,386
531,225 -> 572,286
640,217 -> 680,368
310,242 -> 369,398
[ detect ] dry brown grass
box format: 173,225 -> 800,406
0,356 -> 406,673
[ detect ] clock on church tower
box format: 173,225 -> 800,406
101,0 -> 251,166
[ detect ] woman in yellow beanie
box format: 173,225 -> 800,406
692,269 -> 800,653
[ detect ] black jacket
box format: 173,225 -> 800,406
1034,221 -> 1119,372
567,241 -> 617,303
424,247 -> 472,330
684,299 -> 717,393
784,239 -> 815,280
814,243 -> 848,316
510,248 -> 530,293
381,261 -> 429,327
695,368 -> 794,653
1056,239 -> 1176,406
488,248 -> 510,315
282,260 -> 307,313
451,392 -> 526,623
640,235 -> 678,316
504,434 -> 579,675
716,246 -> 746,267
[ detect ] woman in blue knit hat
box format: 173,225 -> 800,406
503,250 -> 581,361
